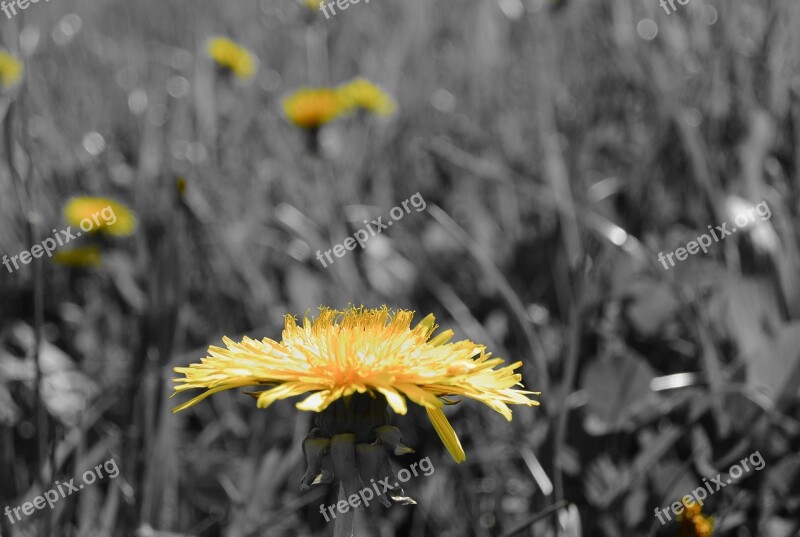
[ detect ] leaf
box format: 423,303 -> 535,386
585,454 -> 621,507
580,351 -> 659,435
750,321 -> 800,401
710,276 -> 780,360
623,281 -> 681,338
764,453 -> 800,496
650,459 -> 698,507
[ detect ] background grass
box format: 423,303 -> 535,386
1,0 -> 800,535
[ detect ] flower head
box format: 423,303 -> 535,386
677,499 -> 714,537
207,37 -> 257,80
63,197 -> 137,237
337,78 -> 396,117
0,49 -> 23,88
282,87 -> 344,129
173,306 -> 540,463
52,245 -> 103,268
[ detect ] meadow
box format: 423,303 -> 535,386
1,0 -> 799,536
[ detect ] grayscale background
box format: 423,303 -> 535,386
1,0 -> 799,536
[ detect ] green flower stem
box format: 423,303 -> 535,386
332,482 -> 355,537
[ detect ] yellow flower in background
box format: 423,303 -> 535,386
64,197 -> 136,237
282,87 -> 343,129
677,499 -> 714,537
52,245 -> 102,269
0,49 -> 23,88
207,37 -> 257,80
176,176 -> 187,196
337,78 -> 396,116
173,306 -> 540,463
302,0 -> 318,9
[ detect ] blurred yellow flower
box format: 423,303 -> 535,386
63,197 -> 136,237
282,87 -> 344,129
677,499 -> 714,537
207,37 -> 257,80
173,306 -> 540,463
0,49 -> 23,88
337,78 -> 396,116
303,0 -> 318,9
176,176 -> 187,196
52,245 -> 102,269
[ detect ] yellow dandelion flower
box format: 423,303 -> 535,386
692,516 -> 714,537
173,306 -> 540,463
63,197 -> 137,237
681,501 -> 703,520
677,499 -> 714,537
337,78 -> 396,116
0,49 -> 23,88
52,245 -> 102,268
303,0 -> 319,9
207,37 -> 257,80
282,87 -> 344,129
